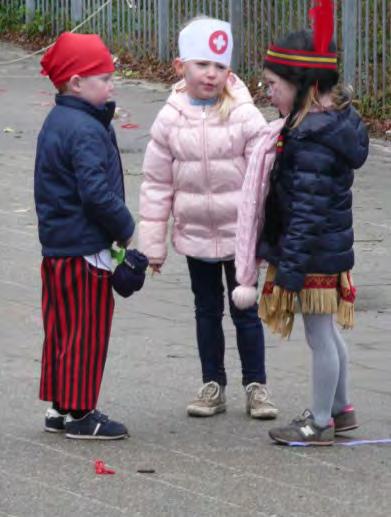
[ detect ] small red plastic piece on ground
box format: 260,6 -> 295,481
95,459 -> 116,475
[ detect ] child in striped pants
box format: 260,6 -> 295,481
34,32 -> 135,440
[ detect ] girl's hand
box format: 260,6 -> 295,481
149,263 -> 162,275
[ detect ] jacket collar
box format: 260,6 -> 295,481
166,73 -> 254,118
55,95 -> 116,128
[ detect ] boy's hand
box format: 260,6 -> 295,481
116,236 -> 132,249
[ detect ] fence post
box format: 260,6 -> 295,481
229,0 -> 243,72
158,0 -> 169,61
71,0 -> 83,24
342,0 -> 357,89
107,0 -> 113,45
25,0 -> 35,24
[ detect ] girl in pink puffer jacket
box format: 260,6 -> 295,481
139,17 -> 278,420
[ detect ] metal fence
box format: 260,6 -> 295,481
1,0 -> 390,115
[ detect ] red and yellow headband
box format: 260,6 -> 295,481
265,0 -> 337,71
265,45 -> 337,70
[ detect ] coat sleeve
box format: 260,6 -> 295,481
241,105 -> 267,166
71,127 -> 135,242
275,140 -> 335,292
138,112 -> 174,264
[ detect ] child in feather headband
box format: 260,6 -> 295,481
233,0 -> 369,446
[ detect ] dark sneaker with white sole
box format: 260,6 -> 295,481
269,409 -> 335,446
65,410 -> 129,440
45,408 -> 68,433
333,405 -> 358,433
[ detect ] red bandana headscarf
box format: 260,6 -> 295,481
40,32 -> 115,87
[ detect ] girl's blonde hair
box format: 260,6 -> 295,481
177,15 -> 235,120
291,83 -> 353,129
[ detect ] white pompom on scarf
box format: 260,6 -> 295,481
232,285 -> 258,310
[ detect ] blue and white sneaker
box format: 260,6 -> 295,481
65,410 -> 129,440
44,408 -> 68,433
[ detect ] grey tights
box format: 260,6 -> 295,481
302,313 -> 350,427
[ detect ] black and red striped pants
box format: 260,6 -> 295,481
40,257 -> 114,410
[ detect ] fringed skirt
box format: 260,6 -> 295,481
259,264 -> 356,338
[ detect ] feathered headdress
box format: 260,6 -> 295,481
265,0 -> 337,70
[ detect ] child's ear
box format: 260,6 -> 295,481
68,74 -> 82,93
173,58 -> 184,77
227,70 -> 235,84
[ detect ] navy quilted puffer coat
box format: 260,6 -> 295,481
34,95 -> 135,257
257,105 -> 369,292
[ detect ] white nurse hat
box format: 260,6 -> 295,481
178,18 -> 233,68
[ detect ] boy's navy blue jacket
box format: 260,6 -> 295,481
34,95 -> 135,257
257,105 -> 369,292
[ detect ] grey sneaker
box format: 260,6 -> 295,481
245,383 -> 278,419
333,405 -> 358,433
187,381 -> 226,417
269,409 -> 335,446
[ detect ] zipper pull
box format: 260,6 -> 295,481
202,106 -> 207,119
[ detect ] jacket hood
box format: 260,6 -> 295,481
165,73 -> 254,117
291,105 -> 369,169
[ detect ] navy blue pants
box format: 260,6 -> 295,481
187,257 -> 266,386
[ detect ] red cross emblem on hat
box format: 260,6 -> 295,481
209,30 -> 228,55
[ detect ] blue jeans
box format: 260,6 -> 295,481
187,257 -> 266,386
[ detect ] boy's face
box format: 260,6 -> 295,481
69,73 -> 114,106
175,59 -> 230,100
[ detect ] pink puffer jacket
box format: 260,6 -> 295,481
138,74 -> 267,264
